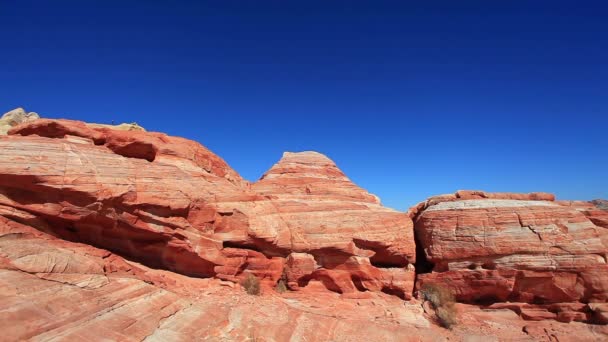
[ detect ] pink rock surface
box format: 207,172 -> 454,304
9,118 -> 245,185
252,151 -> 416,298
2,119 -> 415,298
1,119 -> 607,339
414,191 -> 608,323
2,215 -> 606,341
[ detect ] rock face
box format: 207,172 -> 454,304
1,107 -> 147,135
253,151 -> 416,298
414,191 -> 608,323
1,114 -> 607,339
2,119 -> 260,283
0,214 -> 432,341
1,118 -> 415,298
0,108 -> 40,135
86,122 -> 146,131
2,207 -> 607,341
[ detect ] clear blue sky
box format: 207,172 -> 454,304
1,1 -> 607,210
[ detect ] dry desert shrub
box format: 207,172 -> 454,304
242,273 -> 261,295
420,283 -> 458,329
276,279 -> 287,293
436,305 -> 458,328
276,266 -> 290,293
420,283 -> 455,308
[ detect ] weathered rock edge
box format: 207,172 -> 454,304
411,190 -> 608,324
1,118 -> 416,300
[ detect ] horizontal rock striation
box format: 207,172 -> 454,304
1,175 -> 606,340
1,112 -> 606,333
414,191 -> 608,323
0,215 -> 436,341
1,119 -> 415,298
252,151 -> 416,298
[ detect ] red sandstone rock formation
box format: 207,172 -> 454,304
414,191 -> 608,323
1,117 -> 607,340
2,208 -> 607,341
580,200 -> 608,230
252,151 -> 416,298
0,213 -> 430,341
2,119 -> 415,298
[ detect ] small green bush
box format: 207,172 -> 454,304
242,273 -> 261,295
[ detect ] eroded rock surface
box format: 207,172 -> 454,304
252,151 -> 416,298
1,115 -> 607,339
414,191 -> 608,323
2,118 -> 414,298
2,216 -> 606,341
0,108 -> 40,135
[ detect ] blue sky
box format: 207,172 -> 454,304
1,1 -> 607,210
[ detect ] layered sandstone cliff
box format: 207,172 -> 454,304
1,111 -> 607,340
413,191 -> 608,323
6,215 -> 605,341
2,117 -> 415,298
252,151 -> 415,297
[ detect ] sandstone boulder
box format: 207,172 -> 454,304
414,191 -> 608,322
0,108 -> 40,135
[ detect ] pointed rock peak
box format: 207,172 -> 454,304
279,151 -> 337,166
2,107 -> 27,118
254,150 -> 381,204
258,150 -> 346,182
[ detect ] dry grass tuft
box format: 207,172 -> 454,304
276,279 -> 287,293
242,273 -> 261,295
420,283 -> 458,329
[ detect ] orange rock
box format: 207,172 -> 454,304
582,210 -> 608,229
414,191 -> 608,323
252,151 -> 416,297
2,219 -> 605,341
1,120 -> 608,339
9,118 -> 245,185
2,119 -> 415,299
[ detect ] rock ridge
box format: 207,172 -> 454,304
0,111 -> 607,340
2,117 -> 416,300
412,190 -> 608,323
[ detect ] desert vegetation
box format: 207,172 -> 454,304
276,279 -> 287,293
420,283 -> 458,329
242,273 -> 261,295
275,267 -> 289,293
